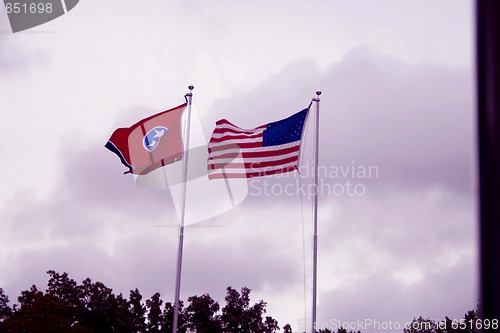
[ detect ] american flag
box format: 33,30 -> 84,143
207,108 -> 310,179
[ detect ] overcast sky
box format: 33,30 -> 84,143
0,1 -> 476,332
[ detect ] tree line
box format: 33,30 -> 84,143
0,270 -> 282,333
0,270 -> 478,333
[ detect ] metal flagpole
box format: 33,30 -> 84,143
311,90 -> 321,333
172,85 -> 194,333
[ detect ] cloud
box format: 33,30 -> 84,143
319,255 -> 477,333
207,48 -> 474,196
0,10 -> 49,76
0,114 -> 301,303
0,49 -> 476,331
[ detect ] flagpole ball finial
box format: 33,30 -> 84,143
185,85 -> 194,99
312,90 -> 321,102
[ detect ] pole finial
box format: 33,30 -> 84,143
185,85 -> 194,100
312,90 -> 321,102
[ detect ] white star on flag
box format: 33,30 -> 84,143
153,129 -> 165,138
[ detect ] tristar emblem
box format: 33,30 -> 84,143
143,126 -> 168,152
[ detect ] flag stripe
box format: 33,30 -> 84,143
207,151 -> 299,165
208,161 -> 298,174
208,155 -> 299,170
208,142 -> 264,152
208,142 -> 301,157
210,132 -> 263,140
208,165 -> 298,179
212,127 -> 266,135
209,136 -> 263,146
207,108 -> 309,179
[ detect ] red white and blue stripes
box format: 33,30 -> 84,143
207,108 -> 309,179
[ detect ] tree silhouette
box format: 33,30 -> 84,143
186,294 -> 222,333
129,288 -> 147,333
164,300 -> 188,333
0,271 -> 281,333
221,286 -> 271,333
5,284 -> 77,332
146,292 -> 164,333
78,277 -> 134,332
0,288 -> 11,323
0,269 -> 478,333
403,310 -> 481,333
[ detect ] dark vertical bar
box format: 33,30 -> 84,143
477,0 -> 500,326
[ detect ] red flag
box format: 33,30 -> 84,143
106,103 -> 186,175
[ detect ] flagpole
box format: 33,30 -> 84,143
311,90 -> 321,333
172,85 -> 194,333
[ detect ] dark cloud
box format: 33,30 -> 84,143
208,48 -> 474,195
0,109 -> 301,308
319,254 -> 477,333
200,49 -> 476,327
0,50 -> 476,330
322,190 -> 475,260
60,139 -> 176,220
